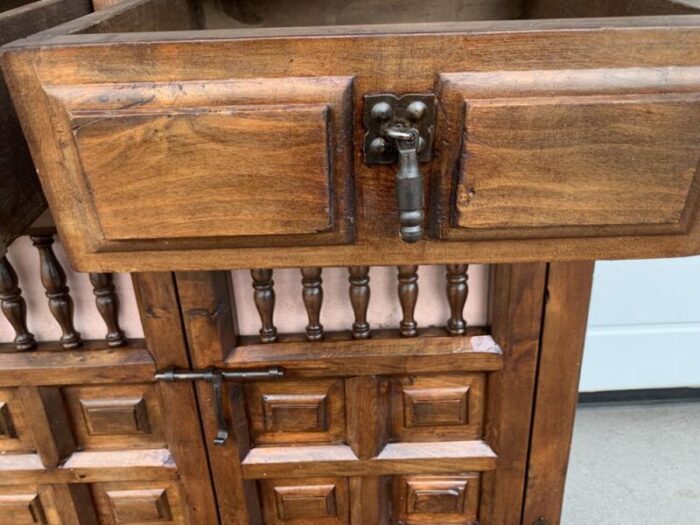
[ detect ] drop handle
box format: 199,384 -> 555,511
389,128 -> 424,243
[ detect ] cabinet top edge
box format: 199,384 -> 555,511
5,14 -> 700,53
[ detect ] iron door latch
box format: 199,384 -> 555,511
155,366 -> 284,446
363,94 -> 436,243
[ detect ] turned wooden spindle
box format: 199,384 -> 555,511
348,266 -> 370,339
301,267 -> 324,341
30,235 -> 82,349
251,268 -> 278,343
89,272 -> 126,347
0,256 -> 36,351
397,265 -> 419,337
446,264 -> 469,335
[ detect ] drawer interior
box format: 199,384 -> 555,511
62,0 -> 700,35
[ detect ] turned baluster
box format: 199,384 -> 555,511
30,235 -> 82,349
348,266 -> 370,339
251,269 -> 278,343
0,256 -> 36,351
397,265 -> 419,337
89,272 -> 126,347
446,264 -> 469,335
301,267 -> 324,341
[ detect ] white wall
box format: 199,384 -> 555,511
580,256 -> 700,392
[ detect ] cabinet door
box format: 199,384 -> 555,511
0,273 -> 217,525
174,265 -> 547,525
3,18 -> 700,270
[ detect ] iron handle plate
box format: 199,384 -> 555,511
363,94 -> 435,243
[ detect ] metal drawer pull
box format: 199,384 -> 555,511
363,94 -> 436,243
155,366 -> 284,446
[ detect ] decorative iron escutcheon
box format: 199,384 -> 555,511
363,94 -> 436,243
155,367 -> 284,446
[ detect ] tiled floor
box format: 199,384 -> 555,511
562,401 -> 700,524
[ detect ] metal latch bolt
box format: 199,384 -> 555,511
155,367 -> 284,446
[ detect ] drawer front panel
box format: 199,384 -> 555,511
45,76 -> 354,252
436,68 -> 700,240
6,22 -> 700,270
72,105 -> 334,241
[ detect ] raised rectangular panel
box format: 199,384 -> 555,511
92,481 -> 184,524
436,68 -> 700,241
72,106 -> 333,241
403,386 -> 470,427
263,393 -> 329,433
107,488 -> 172,523
261,477 -> 349,524
392,474 -> 480,524
0,490 -> 46,525
64,384 -> 165,450
81,397 -> 151,436
247,379 -> 345,445
43,76 -> 354,262
391,375 -> 485,442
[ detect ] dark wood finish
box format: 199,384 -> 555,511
0,0 -> 93,258
301,267 -> 324,341
5,17 -> 700,270
251,269 -> 278,343
397,265 -> 419,337
30,235 -> 82,349
522,261 -> 595,525
436,68 -> 700,242
89,272 -> 126,347
132,272 -> 221,525
17,387 -> 75,468
175,271 -> 263,524
0,256 -> 35,351
480,263 -> 547,524
446,264 -> 468,336
228,332 -> 502,377
348,267 -> 370,340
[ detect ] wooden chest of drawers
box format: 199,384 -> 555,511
1,1 -> 698,523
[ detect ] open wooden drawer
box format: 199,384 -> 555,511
2,0 -> 700,271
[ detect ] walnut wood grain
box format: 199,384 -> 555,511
0,0 -> 92,258
5,19 -> 700,270
174,270 -> 263,524
446,264 -> 469,336
251,269 -> 278,343
301,267 -> 324,341
522,261 -> 595,525
0,256 -> 35,351
30,235 -> 82,349
397,265 -> 419,337
480,263 -> 547,524
132,272 -> 220,525
89,272 -> 126,347
348,267 -> 370,340
227,332 -> 503,377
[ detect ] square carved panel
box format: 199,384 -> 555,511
0,388 -> 33,453
261,477 -> 349,524
392,474 -> 480,524
391,375 -> 485,442
64,384 -> 165,450
246,379 -> 345,445
92,481 -> 185,524
0,487 -> 47,525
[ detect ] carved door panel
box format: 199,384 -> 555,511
0,272 -> 217,525
175,264 -> 547,525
